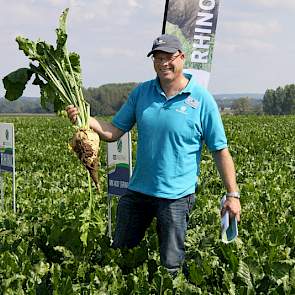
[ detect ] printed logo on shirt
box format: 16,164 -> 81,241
185,96 -> 199,109
176,105 -> 188,114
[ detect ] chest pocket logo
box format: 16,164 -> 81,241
185,97 -> 199,109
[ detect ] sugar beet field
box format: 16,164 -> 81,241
0,115 -> 294,294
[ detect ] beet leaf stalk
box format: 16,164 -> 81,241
2,8 -> 100,192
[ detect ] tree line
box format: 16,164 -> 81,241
83,82 -> 138,116
262,84 -> 295,115
219,97 -> 262,115
217,84 -> 295,115
0,83 -> 138,115
1,83 -> 294,116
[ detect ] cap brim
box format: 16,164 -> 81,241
147,47 -> 179,57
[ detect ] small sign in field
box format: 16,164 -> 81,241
107,132 -> 132,238
0,123 -> 16,212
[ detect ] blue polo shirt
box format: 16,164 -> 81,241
112,74 -> 227,199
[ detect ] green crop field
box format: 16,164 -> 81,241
0,115 -> 294,294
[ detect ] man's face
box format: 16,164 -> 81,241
152,51 -> 185,82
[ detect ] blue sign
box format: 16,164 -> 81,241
108,164 -> 130,196
0,148 -> 13,173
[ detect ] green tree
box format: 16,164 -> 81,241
263,84 -> 295,115
83,82 -> 138,116
283,84 -> 295,114
263,89 -> 276,114
232,97 -> 252,115
274,86 -> 285,115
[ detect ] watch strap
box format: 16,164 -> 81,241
226,192 -> 240,199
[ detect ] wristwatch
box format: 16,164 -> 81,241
226,192 -> 240,199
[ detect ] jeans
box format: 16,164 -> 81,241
112,190 -> 195,274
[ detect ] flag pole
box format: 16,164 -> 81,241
161,0 -> 170,34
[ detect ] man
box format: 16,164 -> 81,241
66,34 -> 241,276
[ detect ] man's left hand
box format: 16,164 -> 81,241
221,197 -> 241,222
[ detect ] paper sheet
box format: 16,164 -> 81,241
220,195 -> 238,243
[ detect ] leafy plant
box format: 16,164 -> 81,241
2,9 -> 102,246
0,115 -> 294,293
3,9 -> 87,125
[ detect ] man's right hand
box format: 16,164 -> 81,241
65,105 -> 125,141
65,105 -> 79,124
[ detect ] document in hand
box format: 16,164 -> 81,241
220,195 -> 238,243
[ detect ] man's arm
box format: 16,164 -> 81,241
66,105 -> 124,142
88,117 -> 125,142
213,148 -> 241,221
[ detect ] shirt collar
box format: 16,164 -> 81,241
154,73 -> 194,97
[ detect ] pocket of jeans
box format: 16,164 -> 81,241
185,194 -> 195,224
187,194 -> 196,212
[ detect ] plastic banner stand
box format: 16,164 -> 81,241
0,123 -> 16,213
107,132 -> 132,240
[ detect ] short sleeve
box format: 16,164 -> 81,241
202,100 -> 228,152
112,88 -> 137,132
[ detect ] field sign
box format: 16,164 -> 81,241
0,123 -> 16,212
107,132 -> 132,238
107,132 -> 132,196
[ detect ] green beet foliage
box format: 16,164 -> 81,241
0,115 -> 294,294
2,8 -> 89,128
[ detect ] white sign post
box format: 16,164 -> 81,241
107,132 -> 132,239
0,123 -> 16,213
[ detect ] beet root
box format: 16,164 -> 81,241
71,128 -> 100,190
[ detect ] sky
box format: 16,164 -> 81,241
0,0 -> 295,97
